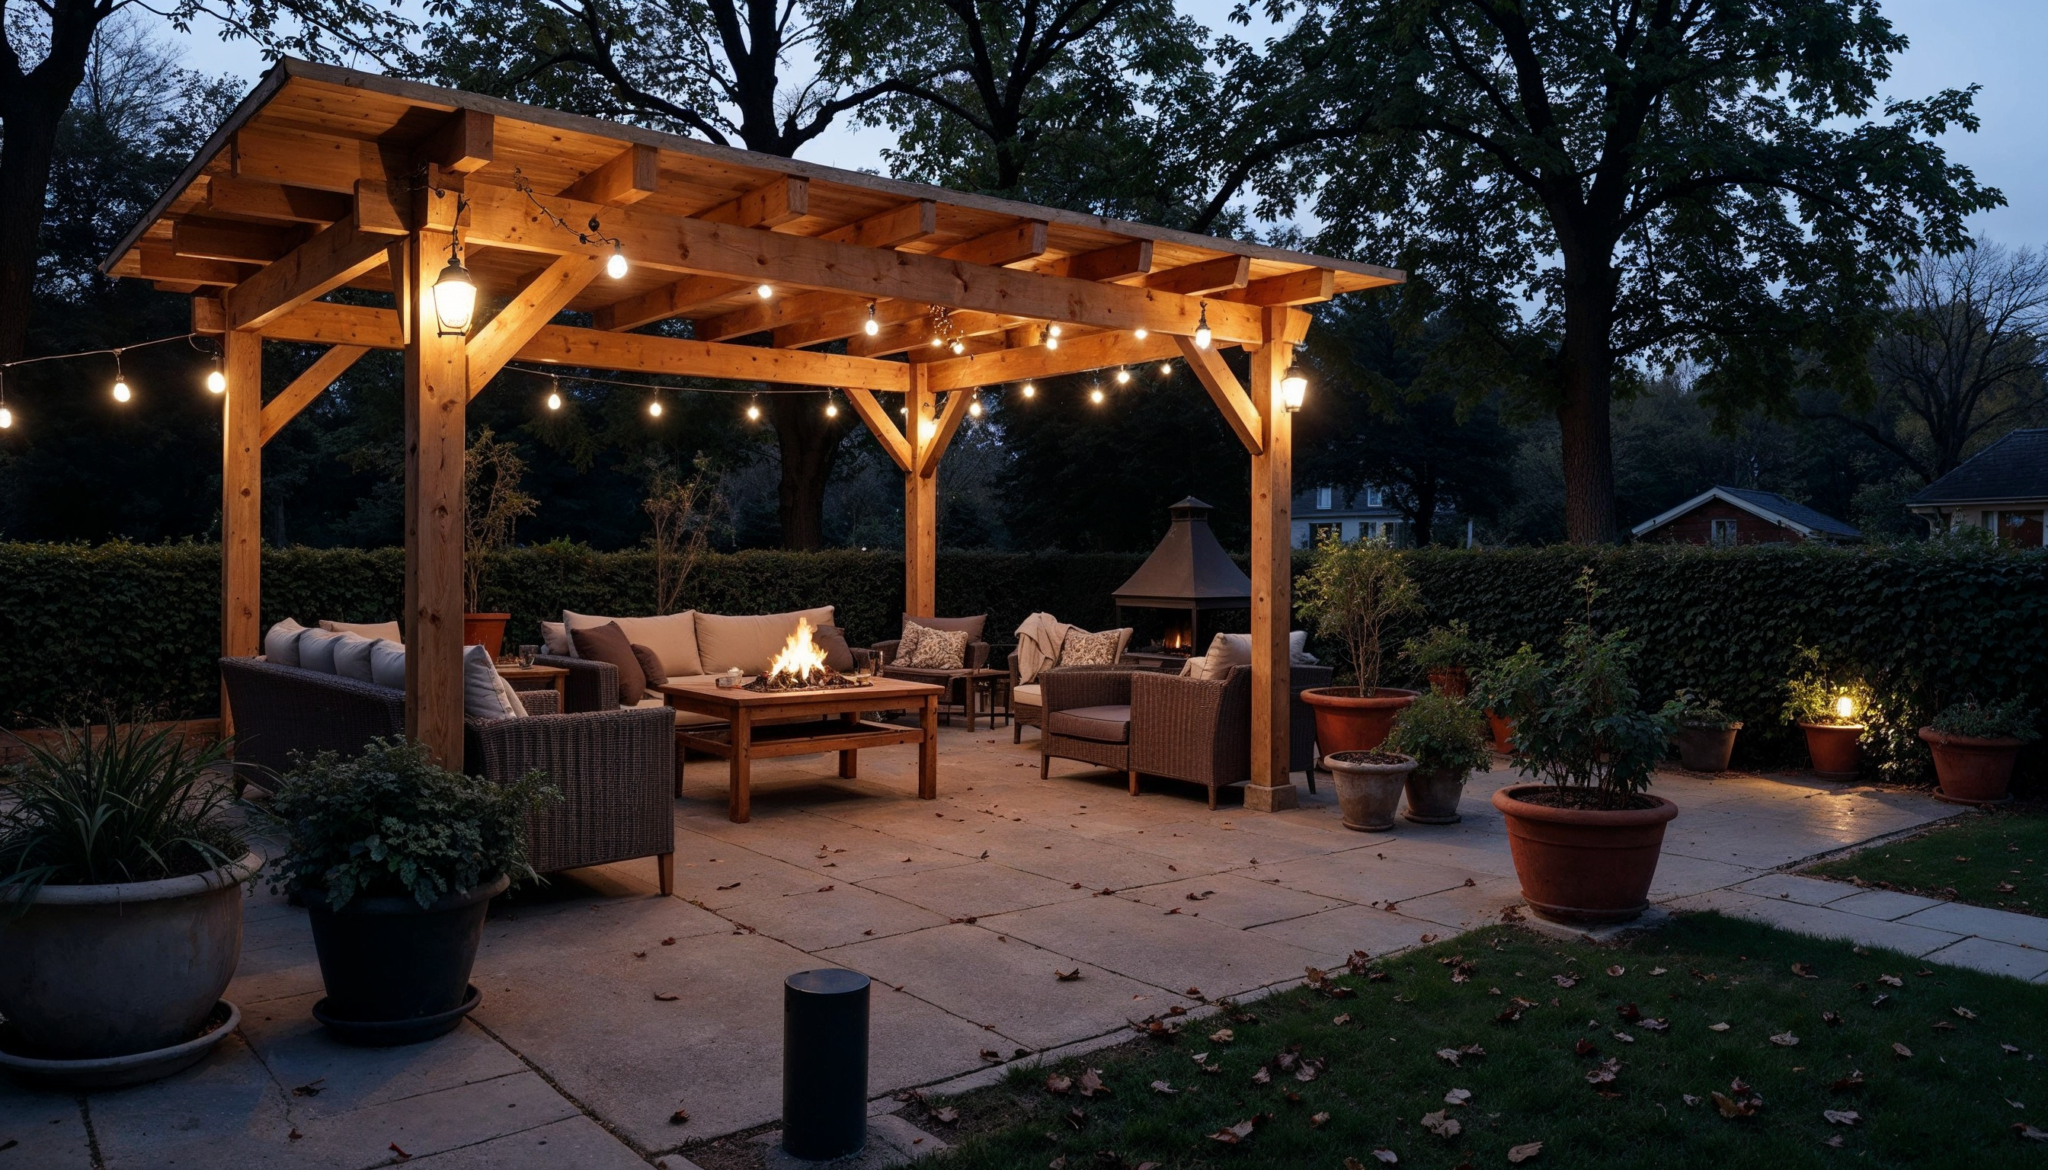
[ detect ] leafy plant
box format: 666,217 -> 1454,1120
1385,690 -> 1491,776
266,737 -> 557,910
1929,696 -> 2039,741
1660,688 -> 1739,730
1472,620 -> 1672,808
1782,645 -> 1875,727
1294,535 -> 1420,691
465,427 -> 539,613
642,461 -> 720,615
1400,620 -> 1487,673
0,715 -> 245,915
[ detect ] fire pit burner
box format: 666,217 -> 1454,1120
740,618 -> 876,693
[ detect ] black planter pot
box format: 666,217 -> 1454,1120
305,874 -> 509,1046
1673,723 -> 1742,773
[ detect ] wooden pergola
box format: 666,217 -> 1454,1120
103,60 -> 1401,810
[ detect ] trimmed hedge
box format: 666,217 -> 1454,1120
5,541 -> 2042,788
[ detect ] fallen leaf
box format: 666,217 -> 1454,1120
1079,1069 -> 1109,1097
1682,1094 -> 1700,1106
389,1144 -> 412,1161
1606,965 -> 1625,977
1879,974 -> 1903,987
669,1109 -> 690,1125
1372,1149 -> 1399,1164
653,992 -> 679,1002
1871,994 -> 1891,1009
1575,1038 -> 1598,1056
1955,1006 -> 1978,1020
632,951 -> 647,959
980,1049 -> 1001,1062
1436,1048 -> 1463,1067
1186,890 -> 1215,901
1709,1023 -> 1731,1032
1251,1067 -> 1271,1085
1892,1043 -> 1913,1059
931,1107 -> 959,1124
1311,1111 -> 1332,1128
1507,1141 -> 1543,1163
1210,1028 -> 1235,1043
2002,1043 -> 2021,1055
1771,1032 -> 1800,1048
1065,1106 -> 1087,1130
1045,1073 -> 1072,1095
1333,1013 -> 1354,1026
1445,1088 -> 1472,1106
291,1079 -> 325,1097
286,1131 -> 301,1142
1617,1002 -> 1642,1023
1711,1091 -> 1757,1119
1826,1135 -> 1845,1148
1824,1109 -> 1861,1126
1612,1032 -> 1634,1044
1648,966 -> 1667,976
1552,974 -> 1578,989
1822,1011 -> 1842,1026
1149,1080 -> 1177,1095
1831,1070 -> 1865,1092
1585,1057 -> 1621,1086
715,882 -> 741,891
661,937 -> 676,945
1792,962 -> 1819,979
1055,968 -> 1082,982
1640,1018 -> 1669,1032
1421,1109 -> 1461,1138
1207,1117 -> 1259,1145
2016,1123 -> 2048,1142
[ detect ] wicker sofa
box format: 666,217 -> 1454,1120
220,657 -> 677,894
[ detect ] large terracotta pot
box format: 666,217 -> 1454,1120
1303,687 -> 1420,755
1673,724 -> 1742,773
1491,785 -> 1678,925
1799,722 -> 1864,780
1403,766 -> 1468,824
1485,710 -> 1516,754
1426,667 -> 1470,698
1919,727 -> 2023,806
1327,751 -> 1416,832
463,613 -> 511,659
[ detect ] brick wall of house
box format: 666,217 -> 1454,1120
1641,499 -> 1806,546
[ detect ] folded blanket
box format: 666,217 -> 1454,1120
1013,611 -> 1075,684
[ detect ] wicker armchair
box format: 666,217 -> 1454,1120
1038,666 -> 1145,789
1130,666 -> 1252,809
220,658 -> 676,894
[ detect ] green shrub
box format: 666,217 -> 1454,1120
266,737 -> 556,910
1384,690 -> 1491,775
1929,696 -> 2039,741
1294,537 -> 1420,689
1781,645 -> 1876,728
1659,687 -> 1738,730
1399,620 -> 1488,673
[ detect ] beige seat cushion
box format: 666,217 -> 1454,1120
321,619 -> 402,642
1013,683 -> 1041,708
564,610 -> 702,677
694,607 -> 835,674
1047,703 -> 1131,744
1184,631 -> 1316,680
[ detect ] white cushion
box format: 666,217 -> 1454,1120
369,639 -> 407,690
563,610 -> 702,677
541,620 -> 572,657
295,629 -> 345,674
321,619 -> 403,642
331,633 -> 379,682
263,618 -> 306,666
1196,631 -> 1316,679
693,607 -> 835,674
463,644 -> 527,720
1013,683 -> 1041,708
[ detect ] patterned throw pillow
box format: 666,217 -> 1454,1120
900,622 -> 969,669
1059,628 -> 1122,667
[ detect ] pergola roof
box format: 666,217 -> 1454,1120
104,58 -> 1399,393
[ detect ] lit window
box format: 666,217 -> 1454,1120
1316,486 -> 1333,510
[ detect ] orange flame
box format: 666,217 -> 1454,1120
766,618 -> 828,684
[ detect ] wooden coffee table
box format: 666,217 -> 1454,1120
656,676 -> 945,822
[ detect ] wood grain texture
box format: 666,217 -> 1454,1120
220,330 -> 263,730
259,345 -> 369,445
402,229 -> 469,766
1246,307 -> 1295,795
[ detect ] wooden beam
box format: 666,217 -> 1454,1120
220,329 -> 263,680
136,244 -> 253,287
695,204 -> 944,342
819,200 -> 938,249
1175,336 -> 1263,455
1244,306 -> 1295,809
844,388 -> 911,472
923,329 -> 1180,392
1142,255 -> 1250,296
222,212 -> 392,332
765,296 -> 924,349
938,220 -> 1048,267
560,144 -> 659,206
449,183 -> 1267,344
1049,240 -> 1153,283
903,366 -> 936,617
590,177 -> 814,330
259,345 -> 369,445
232,126 -> 389,193
700,176 -> 809,229
418,109 -> 494,174
206,176 -> 353,225
919,388 -> 975,478
401,229 -> 468,767
1223,267 -> 1336,307
848,308 -> 1016,359
467,254 -> 606,398
172,217 -> 301,264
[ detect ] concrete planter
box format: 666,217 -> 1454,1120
1326,751 -> 1417,832
1920,727 -> 2024,806
0,852 -> 258,1068
1673,723 -> 1742,772
1402,766 -> 1468,824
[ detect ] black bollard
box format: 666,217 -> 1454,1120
782,968 -> 870,1161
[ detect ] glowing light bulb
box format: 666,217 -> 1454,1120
825,398 -> 839,418
112,379 -> 131,403
864,304 -> 880,336
1193,304 -> 1211,349
433,259 -> 477,334
1834,693 -> 1857,721
606,246 -> 628,280
1044,327 -> 1059,351
1021,382 -> 1036,399
967,396 -> 983,419
1048,324 -> 1062,338
1089,387 -> 1105,405
1281,364 -> 1308,412
1134,327 -> 1148,340
746,400 -> 761,421
756,283 -> 774,299
930,336 -> 944,348
205,367 -> 226,394
1158,362 -> 1172,377
950,339 -> 966,355
648,400 -> 663,417
0,406 -> 11,429
546,389 -> 562,411
1115,367 -> 1131,385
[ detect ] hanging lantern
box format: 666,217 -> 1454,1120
433,251 -> 477,336
1281,364 -> 1308,412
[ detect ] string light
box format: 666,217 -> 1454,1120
110,351 -> 131,403
1115,366 -> 1131,386
1193,304 -> 1211,349
1158,362 -> 1172,377
606,244 -> 628,280
864,303 -> 880,336
930,336 -> 944,349
1020,382 -> 1036,399
824,391 -> 839,419
967,393 -> 983,419
204,348 -> 226,394
648,398 -> 664,418
1134,327 -> 1148,340
949,339 -> 966,355
1048,324 -> 1062,338
1089,385 -> 1105,405
745,395 -> 762,421
1043,325 -> 1058,351
545,377 -> 563,411
756,283 -> 774,299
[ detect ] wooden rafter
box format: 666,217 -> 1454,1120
467,254 -> 606,398
843,388 -> 911,471
259,344 -> 369,444
1142,256 -> 1250,295
591,176 -> 813,331
1175,335 -> 1263,455
938,221 -> 1048,267
1223,268 -> 1336,307
919,388 -> 975,478
206,176 -> 353,225
223,213 -> 391,331
923,329 -> 1180,392
561,144 -> 659,206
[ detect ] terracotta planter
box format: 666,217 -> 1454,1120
1326,751 -> 1416,832
1799,722 -> 1864,780
1403,766 -> 1467,824
1303,687 -> 1421,756
1920,727 -> 2024,806
1426,667 -> 1470,698
1485,710 -> 1516,754
463,613 -> 510,659
1673,724 -> 1742,773
1491,785 -> 1678,925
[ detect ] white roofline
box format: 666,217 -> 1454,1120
1629,488 -> 1822,539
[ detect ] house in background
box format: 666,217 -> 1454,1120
1631,486 -> 1861,547
1907,428 -> 2048,546
1292,486 -> 1474,548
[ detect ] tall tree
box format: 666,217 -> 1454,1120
1259,0 -> 1999,543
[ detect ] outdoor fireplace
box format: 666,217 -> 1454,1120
1113,497 -> 1253,663
743,620 -> 872,692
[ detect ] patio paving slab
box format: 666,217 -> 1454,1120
1918,936 -> 2048,981
0,1085 -> 91,1170
1896,901 -> 2048,950
1663,890 -> 1965,957
1111,871 -> 1348,929
1734,873 -> 1860,906
397,1116 -> 652,1169
1823,888 -> 1948,921
983,890 -> 1332,998
714,881 -> 953,951
854,859 -> 1095,919
1246,902 -> 1460,966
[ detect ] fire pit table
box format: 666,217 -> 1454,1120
657,676 -> 944,822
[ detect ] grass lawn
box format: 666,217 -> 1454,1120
1804,805 -> 2047,918
912,914 -> 2047,1169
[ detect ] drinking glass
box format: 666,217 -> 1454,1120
518,645 -> 539,668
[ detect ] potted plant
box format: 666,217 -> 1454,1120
1660,689 -> 1743,773
268,737 -> 555,1046
1323,750 -> 1418,832
1400,620 -> 1487,698
1920,696 -> 2037,806
1783,649 -> 1871,781
1385,689 -> 1491,823
1296,536 -> 1423,754
1474,613 -> 1677,925
0,718 -> 257,1087
464,427 -> 538,657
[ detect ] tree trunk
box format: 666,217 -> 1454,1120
1557,266 -> 1620,544
1409,478 -> 1436,547
766,392 -> 847,550
0,90 -> 70,364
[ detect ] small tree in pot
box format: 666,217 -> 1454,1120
1400,621 -> 1487,698
464,427 -> 539,658
1385,690 -> 1491,824
1920,696 -> 2037,806
268,738 -> 556,1046
0,718 -> 258,1086
1473,608 -> 1677,924
1660,689 -> 1743,773
1783,647 -> 1873,781
1296,536 -> 1422,754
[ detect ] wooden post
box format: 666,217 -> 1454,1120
1244,307 -> 1299,811
401,229 -> 469,766
903,366 -> 937,617
220,328 -> 264,733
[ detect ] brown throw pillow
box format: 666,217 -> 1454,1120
571,621 -> 646,705
630,643 -> 667,687
814,625 -> 856,673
